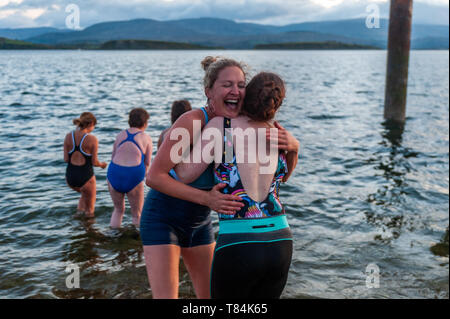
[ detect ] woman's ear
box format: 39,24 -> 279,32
205,87 -> 212,99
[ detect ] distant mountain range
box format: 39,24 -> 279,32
0,18 -> 448,49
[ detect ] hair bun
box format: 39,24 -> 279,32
201,56 -> 218,71
73,112 -> 97,129
242,72 -> 285,122
259,81 -> 283,109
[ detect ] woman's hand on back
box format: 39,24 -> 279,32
206,183 -> 244,215
266,121 -> 300,153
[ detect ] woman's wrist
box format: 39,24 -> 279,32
199,190 -> 210,207
288,138 -> 300,153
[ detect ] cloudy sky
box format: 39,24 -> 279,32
0,0 -> 449,29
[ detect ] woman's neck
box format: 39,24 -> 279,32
77,127 -> 89,134
204,104 -> 216,120
129,126 -> 144,132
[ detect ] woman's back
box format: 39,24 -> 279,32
214,115 -> 287,219
112,128 -> 149,167
229,116 -> 280,201
65,130 -> 94,166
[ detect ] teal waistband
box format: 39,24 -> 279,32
218,215 -> 289,234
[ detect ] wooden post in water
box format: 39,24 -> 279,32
384,0 -> 413,123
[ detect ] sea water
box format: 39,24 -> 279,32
0,50 -> 448,298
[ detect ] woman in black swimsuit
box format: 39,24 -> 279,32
64,112 -> 107,217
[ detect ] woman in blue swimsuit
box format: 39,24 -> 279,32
64,112 -> 107,218
174,72 -> 300,298
107,108 -> 153,228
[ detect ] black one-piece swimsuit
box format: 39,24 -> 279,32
66,132 -> 93,188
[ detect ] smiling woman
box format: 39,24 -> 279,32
140,55 -> 249,299
202,56 -> 248,119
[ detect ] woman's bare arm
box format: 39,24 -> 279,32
266,121 -> 300,182
90,135 -> 107,169
110,133 -> 120,161
157,128 -> 169,150
283,149 -> 298,182
144,134 -> 153,170
63,133 -> 70,163
147,111 -> 243,214
174,117 -> 223,184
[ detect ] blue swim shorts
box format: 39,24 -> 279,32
140,189 -> 215,248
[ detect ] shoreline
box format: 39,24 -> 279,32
2,38 -> 448,51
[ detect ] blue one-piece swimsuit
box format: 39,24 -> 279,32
107,130 -> 146,194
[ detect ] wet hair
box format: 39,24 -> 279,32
201,56 -> 248,89
128,108 -> 150,128
73,112 -> 97,129
171,100 -> 192,124
242,72 -> 286,122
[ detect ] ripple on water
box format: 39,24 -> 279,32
0,50 -> 448,299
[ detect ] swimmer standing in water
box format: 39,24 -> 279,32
107,108 -> 153,228
63,112 -> 107,218
141,57 -> 247,299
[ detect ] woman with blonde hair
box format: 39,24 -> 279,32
141,56 -> 248,298
64,112 -> 107,217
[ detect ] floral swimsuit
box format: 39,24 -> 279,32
214,117 -> 288,219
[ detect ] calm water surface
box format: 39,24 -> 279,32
0,50 -> 448,299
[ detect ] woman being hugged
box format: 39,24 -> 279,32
175,72 -> 299,298
107,108 -> 153,228
64,112 -> 107,218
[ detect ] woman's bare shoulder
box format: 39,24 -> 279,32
84,133 -> 98,146
139,131 -> 153,144
64,132 -> 72,141
64,132 -> 73,147
115,129 -> 127,140
175,109 -> 204,124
